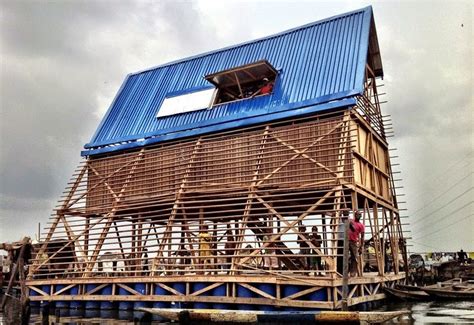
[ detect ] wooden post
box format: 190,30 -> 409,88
341,218 -> 350,311
1,237 -> 29,311
84,216 -> 90,258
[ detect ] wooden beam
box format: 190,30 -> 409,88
283,286 -> 322,300
233,127 -> 269,272
237,282 -> 275,299
238,189 -> 336,266
256,122 -> 344,186
190,282 -> 223,296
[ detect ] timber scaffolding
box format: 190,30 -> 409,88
26,64 -> 408,310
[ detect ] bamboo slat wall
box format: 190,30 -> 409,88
85,116 -> 350,211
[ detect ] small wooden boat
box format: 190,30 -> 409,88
422,279 -> 474,300
384,285 -> 430,301
422,285 -> 474,299
139,308 -> 409,323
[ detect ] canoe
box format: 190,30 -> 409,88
422,280 -> 474,299
138,308 -> 409,323
422,286 -> 474,299
384,286 -> 430,301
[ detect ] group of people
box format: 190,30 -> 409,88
431,250 -> 469,264
150,212 -> 366,277
196,213 -> 366,277
298,211 -> 365,277
197,224 -> 277,273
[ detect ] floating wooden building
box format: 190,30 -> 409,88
27,6 -> 407,310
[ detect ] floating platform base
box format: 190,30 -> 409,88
27,273 -> 405,310
138,307 -> 409,323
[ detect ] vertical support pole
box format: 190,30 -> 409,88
334,111 -> 351,279
358,197 -> 364,301
381,207 -> 386,274
332,193 -> 342,278
181,207 -> 195,269
19,245 -> 27,307
212,222 -> 218,274
84,216 -> 90,258
198,207 -> 204,272
321,213 -> 327,258
132,220 -> 136,275
179,216 -> 187,273
113,221 -> 126,260
373,204 -> 383,275
390,210 -> 400,273
138,217 -> 143,274
341,218 -> 350,311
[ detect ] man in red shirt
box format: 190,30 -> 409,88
349,211 -> 365,277
259,78 -> 273,95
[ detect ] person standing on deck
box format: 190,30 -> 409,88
385,240 -> 393,273
199,224 -> 213,274
310,226 -> 323,273
224,229 -> 235,273
298,223 -> 310,270
457,249 -> 467,264
349,211 -> 365,277
142,248 -> 149,275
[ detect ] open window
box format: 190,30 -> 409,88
205,60 -> 278,105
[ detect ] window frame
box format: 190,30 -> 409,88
205,60 -> 278,106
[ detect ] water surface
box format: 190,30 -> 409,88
1,300 -> 473,324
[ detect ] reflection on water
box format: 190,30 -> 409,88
27,308 -> 158,324
375,300 -> 474,324
1,300 -> 472,324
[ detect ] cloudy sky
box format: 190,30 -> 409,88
1,0 -> 472,253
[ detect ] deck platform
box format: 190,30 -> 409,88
27,272 -> 405,310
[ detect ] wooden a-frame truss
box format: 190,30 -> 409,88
30,105 -> 405,281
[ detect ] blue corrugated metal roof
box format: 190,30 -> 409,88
84,6 -> 379,156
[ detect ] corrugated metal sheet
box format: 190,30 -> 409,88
84,6 -> 377,156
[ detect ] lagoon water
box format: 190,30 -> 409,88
1,300 -> 473,324
375,299 -> 474,324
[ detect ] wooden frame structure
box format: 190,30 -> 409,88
27,66 -> 407,310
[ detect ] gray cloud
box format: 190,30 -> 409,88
0,0 -> 216,240
368,1 -> 473,252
